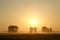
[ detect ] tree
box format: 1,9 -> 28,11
42,26 -> 49,32
42,26 -> 47,32
8,25 -> 18,33
34,27 -> 37,32
30,27 -> 33,33
50,28 -> 52,32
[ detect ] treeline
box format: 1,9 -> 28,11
8,25 -> 52,33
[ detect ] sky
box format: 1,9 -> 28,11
0,0 -> 60,33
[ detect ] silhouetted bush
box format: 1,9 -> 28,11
8,25 -> 18,33
42,26 -> 49,32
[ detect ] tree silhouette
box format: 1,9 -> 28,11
8,25 -> 18,33
42,26 -> 47,32
34,27 -> 37,32
50,28 -> 52,32
30,27 -> 33,33
42,26 -> 49,32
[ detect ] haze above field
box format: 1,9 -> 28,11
0,0 -> 60,33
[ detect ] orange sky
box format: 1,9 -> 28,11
0,0 -> 60,33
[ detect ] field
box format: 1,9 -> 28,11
0,33 -> 60,40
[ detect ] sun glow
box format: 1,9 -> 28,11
30,19 -> 38,27
32,20 -> 37,25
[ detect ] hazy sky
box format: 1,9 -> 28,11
0,0 -> 60,33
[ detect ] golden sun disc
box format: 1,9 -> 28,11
32,20 -> 37,25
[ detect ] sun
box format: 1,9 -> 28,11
30,19 -> 38,27
32,20 -> 37,25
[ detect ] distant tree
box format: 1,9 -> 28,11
50,28 -> 52,32
34,27 -> 37,32
30,27 -> 33,33
42,26 -> 49,32
42,26 -> 47,32
8,25 -> 18,33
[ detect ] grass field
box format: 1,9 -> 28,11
0,33 -> 60,40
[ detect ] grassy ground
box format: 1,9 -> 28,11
0,33 -> 60,40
